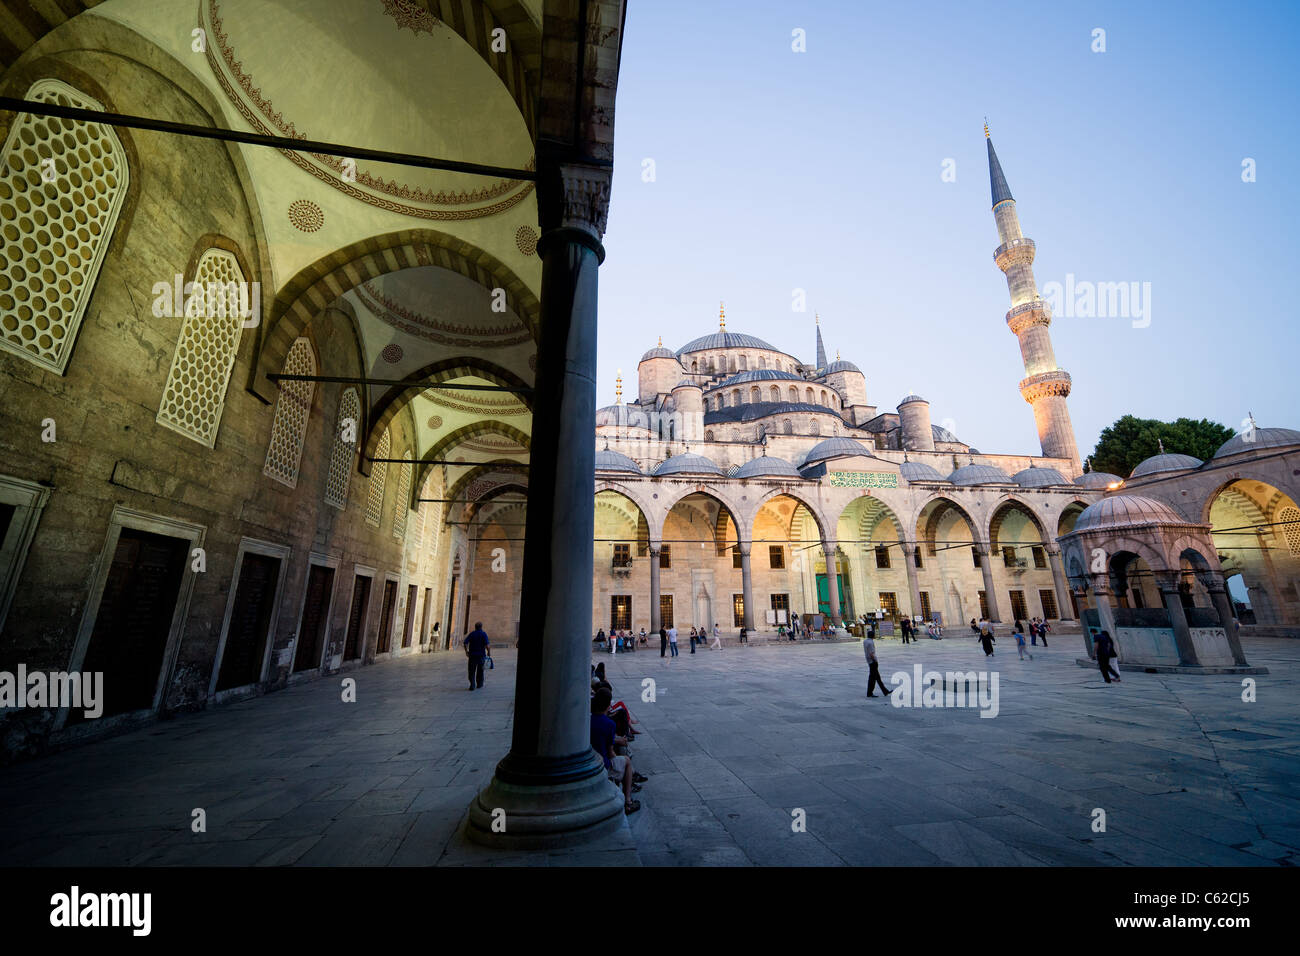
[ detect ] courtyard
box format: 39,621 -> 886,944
1,633 -> 1297,867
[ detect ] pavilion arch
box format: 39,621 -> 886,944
253,228 -> 541,397
914,495 -> 981,555
1101,535 -> 1169,584
749,487 -> 829,542
1058,499 -> 1091,539
595,488 -> 650,559
364,356 -> 534,467
594,480 -> 656,533
1200,473 -> 1300,526
659,489 -> 744,552
987,497 -> 1049,555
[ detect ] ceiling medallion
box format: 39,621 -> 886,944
288,199 -> 324,232
381,0 -> 439,35
427,415 -> 444,429
515,225 -> 538,256
381,343 -> 404,364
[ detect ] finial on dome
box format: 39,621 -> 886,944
1157,438 -> 1165,455
615,369 -> 623,405
984,116 -> 989,139
719,302 -> 726,330
836,349 -> 840,361
903,452 -> 910,462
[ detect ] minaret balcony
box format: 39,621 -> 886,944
1018,369 -> 1072,403
1005,298 -> 1052,335
994,237 -> 1036,271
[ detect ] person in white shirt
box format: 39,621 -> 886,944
668,625 -> 678,657
863,633 -> 893,698
711,622 -> 722,650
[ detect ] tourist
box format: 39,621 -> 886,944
1095,629 -> 1122,683
463,621 -> 490,691
900,617 -> 912,644
738,625 -> 748,645
711,622 -> 722,650
659,624 -> 668,657
689,626 -> 697,654
969,618 -> 980,639
1014,619 -> 1032,660
593,663 -> 641,738
977,622 -> 996,657
591,687 -> 640,815
668,623 -> 678,657
1039,619 -> 1050,647
863,628 -> 893,698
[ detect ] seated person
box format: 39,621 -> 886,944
591,687 -> 640,814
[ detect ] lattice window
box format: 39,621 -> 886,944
156,248 -> 247,446
263,337 -> 315,487
1280,506 -> 1300,557
0,79 -> 129,374
324,387 -> 360,509
392,452 -> 413,540
365,430 -> 391,527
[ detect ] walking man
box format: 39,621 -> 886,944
711,622 -> 722,650
1094,629 -> 1122,683
864,630 -> 893,698
463,621 -> 490,691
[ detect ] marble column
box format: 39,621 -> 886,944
1161,584 -> 1199,666
903,541 -> 923,621
978,543 -> 1002,622
467,162 -> 624,848
1208,584 -> 1249,666
648,544 -> 661,633
738,542 -> 755,631
1046,547 -> 1074,621
823,543 -> 842,625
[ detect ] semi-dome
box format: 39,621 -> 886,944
715,368 -> 804,388
734,456 -> 802,479
705,401 -> 846,424
898,394 -> 927,406
1073,494 -> 1186,532
948,463 -> 1012,485
1012,465 -> 1070,488
671,379 -> 701,390
900,460 -> 947,482
1130,452 -> 1202,479
1075,471 -> 1124,489
676,331 -> 781,354
801,437 -> 875,467
594,449 -> 642,474
818,360 -> 862,375
640,345 -> 677,362
1213,426 -> 1300,459
653,453 -> 725,477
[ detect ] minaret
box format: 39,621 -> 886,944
814,313 -> 828,368
987,123 -> 1081,472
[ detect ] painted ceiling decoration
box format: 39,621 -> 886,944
201,0 -> 535,220
422,390 -> 530,416
382,0 -> 440,35
288,199 -> 324,232
460,436 -> 528,454
355,280 -> 531,348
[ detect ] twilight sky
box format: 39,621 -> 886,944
595,0 -> 1299,461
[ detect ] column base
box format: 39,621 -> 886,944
465,754 -> 627,850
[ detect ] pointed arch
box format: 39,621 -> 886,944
415,421 -> 531,493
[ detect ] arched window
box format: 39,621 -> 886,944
731,390 -> 741,407
325,387 -> 361,509
263,337 -> 316,487
770,386 -> 779,402
392,451 -> 413,540
668,419 -> 675,439
691,360 -> 698,372
365,430 -> 391,527
705,430 -> 714,441
731,430 -> 741,442
0,79 -> 129,374
788,386 -> 798,402
157,247 -> 249,446
738,355 -> 747,370
749,386 -> 760,403
782,419 -> 792,435
821,389 -> 829,405
805,387 -> 814,403
758,356 -> 766,368
729,357 -> 736,372
810,420 -> 820,436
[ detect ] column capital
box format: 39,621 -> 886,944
736,541 -> 752,557
541,161 -> 612,240
821,540 -> 839,555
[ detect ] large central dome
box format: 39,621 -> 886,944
676,331 -> 781,354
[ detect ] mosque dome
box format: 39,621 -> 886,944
640,345 -> 678,362
931,423 -> 960,443
899,460 -> 948,482
715,368 -> 804,388
801,437 -> 875,467
734,456 -> 803,479
818,360 -> 862,375
1012,465 -> 1070,488
1129,452 -> 1202,479
948,463 -> 1012,485
898,394 -> 927,406
594,449 -> 642,474
653,453 -> 726,477
676,331 -> 781,354
1075,471 -> 1124,489
1212,426 -> 1300,459
1073,494 -> 1186,533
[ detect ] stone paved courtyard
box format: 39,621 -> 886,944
2,634 -> 1298,867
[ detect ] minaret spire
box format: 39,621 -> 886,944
988,126 -> 1081,472
814,313 -> 827,368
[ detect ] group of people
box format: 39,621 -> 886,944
654,623 -> 724,656
590,662 -> 649,815
592,628 -> 650,654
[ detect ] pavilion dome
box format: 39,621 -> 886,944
640,345 -> 678,362
1012,465 -> 1070,488
899,460 -> 947,482
653,453 -> 725,477
1212,426 -> 1300,459
1130,452 -> 1202,479
594,449 -> 642,474
818,360 -> 862,376
948,463 -> 1012,485
734,456 -> 802,479
1075,471 -> 1123,489
676,331 -> 780,354
801,437 -> 875,467
931,423 -> 960,443
1073,494 -> 1186,532
898,394 -> 927,406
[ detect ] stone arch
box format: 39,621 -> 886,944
254,228 -> 541,397
1057,499 -> 1092,538
987,496 -> 1049,553
658,486 -> 744,542
443,461 -> 529,510
413,420 -> 530,492
1201,474 -> 1300,526
913,495 -> 981,554
594,480 -> 656,533
750,487 -> 829,542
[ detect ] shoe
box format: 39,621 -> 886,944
633,772 -> 648,783
468,686 -> 474,691
624,800 -> 640,815
866,694 -> 877,697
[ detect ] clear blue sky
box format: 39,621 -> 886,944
597,0 -> 1300,460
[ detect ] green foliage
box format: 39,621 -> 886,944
1089,415 -> 1235,477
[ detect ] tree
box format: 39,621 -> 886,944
1089,415 -> 1235,478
